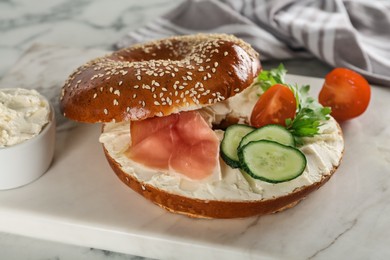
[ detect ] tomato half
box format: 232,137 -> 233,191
319,68 -> 371,121
250,84 -> 297,128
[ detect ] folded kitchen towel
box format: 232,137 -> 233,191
116,0 -> 390,86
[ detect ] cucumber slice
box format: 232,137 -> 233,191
239,124 -> 295,149
220,124 -> 255,168
238,140 -> 306,183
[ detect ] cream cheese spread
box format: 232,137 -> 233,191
0,88 -> 50,147
100,85 -> 344,201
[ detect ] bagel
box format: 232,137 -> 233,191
60,34 -> 260,123
100,119 -> 343,219
60,34 -> 344,219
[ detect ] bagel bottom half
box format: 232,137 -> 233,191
100,119 -> 344,219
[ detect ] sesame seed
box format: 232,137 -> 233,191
93,93 -> 97,99
154,101 -> 160,106
224,51 -> 228,56
104,109 -> 108,115
133,94 -> 137,98
214,62 -> 218,67
211,68 -> 216,73
207,73 -> 211,78
119,81 -> 123,86
113,99 -> 119,106
162,87 -> 168,92
109,87 -> 113,93
134,85 -> 139,89
137,75 -> 141,80
114,90 -> 120,96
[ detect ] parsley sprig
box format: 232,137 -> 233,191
254,64 -> 331,144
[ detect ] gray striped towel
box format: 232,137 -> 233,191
116,0 -> 390,86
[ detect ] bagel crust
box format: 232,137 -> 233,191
100,119 -> 344,219
60,34 -> 261,123
104,146 -> 340,219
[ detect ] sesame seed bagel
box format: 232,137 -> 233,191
60,34 -> 261,123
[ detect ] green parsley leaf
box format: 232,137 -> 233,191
255,64 -> 331,144
256,63 -> 286,92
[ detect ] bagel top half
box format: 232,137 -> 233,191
60,34 -> 261,123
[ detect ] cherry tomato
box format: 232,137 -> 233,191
319,68 -> 371,121
250,84 -> 297,128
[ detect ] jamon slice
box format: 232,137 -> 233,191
126,111 -> 221,181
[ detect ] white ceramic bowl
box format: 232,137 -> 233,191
0,106 -> 56,190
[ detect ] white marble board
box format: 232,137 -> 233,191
0,45 -> 389,260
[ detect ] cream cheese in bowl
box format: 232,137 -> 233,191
0,88 -> 55,190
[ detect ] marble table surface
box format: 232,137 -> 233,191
1,0 -> 389,259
